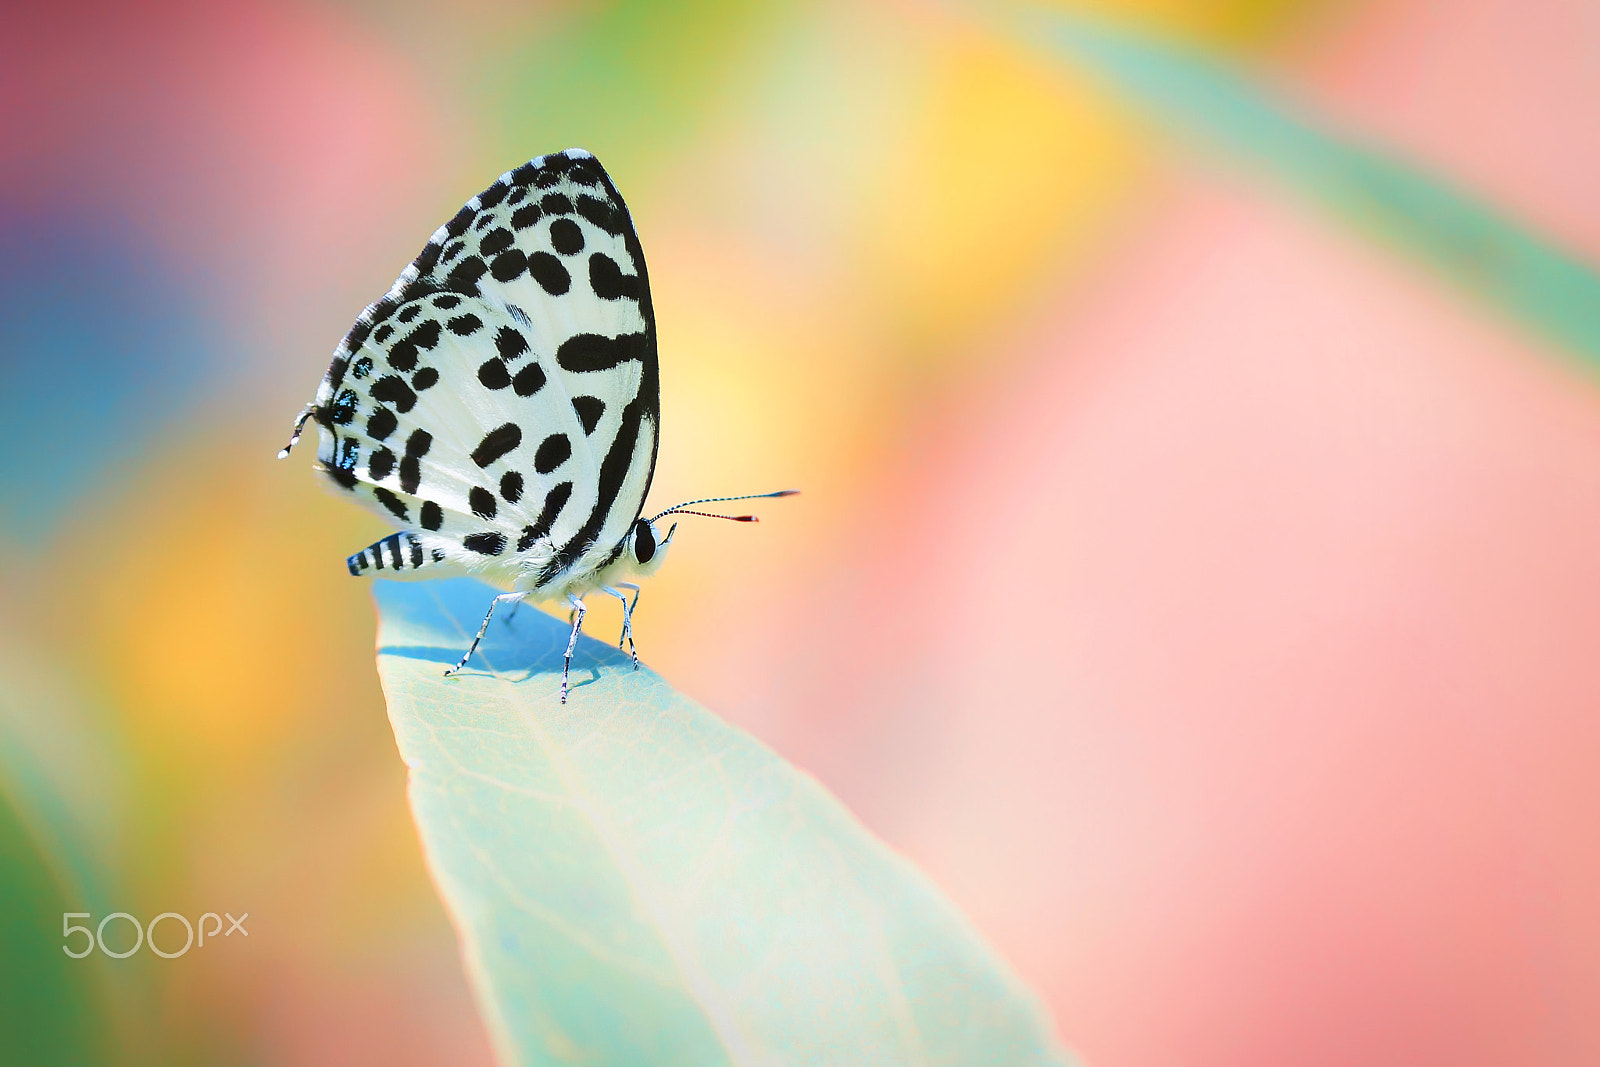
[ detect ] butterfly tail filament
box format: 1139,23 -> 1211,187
277,403 -> 317,460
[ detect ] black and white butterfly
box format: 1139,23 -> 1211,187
280,148 -> 793,701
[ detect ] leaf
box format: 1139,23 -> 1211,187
374,577 -> 1074,1067
1026,10 -> 1600,376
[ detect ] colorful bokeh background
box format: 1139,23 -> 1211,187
4,0 -> 1600,1064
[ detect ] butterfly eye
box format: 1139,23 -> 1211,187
632,519 -> 656,564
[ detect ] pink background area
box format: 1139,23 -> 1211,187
680,2 -> 1600,1063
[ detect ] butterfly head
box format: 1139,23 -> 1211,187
626,517 -> 677,578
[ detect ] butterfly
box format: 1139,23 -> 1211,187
279,148 -> 793,701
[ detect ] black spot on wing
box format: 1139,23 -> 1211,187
472,423 -> 522,468
572,396 -> 605,435
350,356 -> 374,380
511,204 -> 542,230
370,376 -> 417,413
399,429 -> 432,494
575,194 -> 624,235
477,181 -> 509,209
373,486 -> 409,521
549,218 -> 584,255
388,319 -> 441,372
540,193 -> 573,215
534,434 -> 571,474
469,486 -> 498,520
495,327 -> 529,361
527,252 -> 570,295
447,256 -> 487,293
565,157 -> 604,187
588,253 -> 640,300
556,332 -> 647,373
513,363 -> 546,397
448,313 -> 483,336
368,447 -> 394,481
500,471 -> 523,503
490,250 -> 527,282
330,389 -> 357,425
328,436 -> 359,489
420,500 -> 443,530
479,227 -> 514,256
478,359 -> 511,389
412,318 -> 441,346
412,366 -> 439,391
463,532 -> 507,556
367,407 -> 397,441
517,481 -> 572,551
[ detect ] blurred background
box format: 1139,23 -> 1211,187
4,0 -> 1600,1064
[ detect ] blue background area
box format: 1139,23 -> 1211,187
0,209 -> 219,541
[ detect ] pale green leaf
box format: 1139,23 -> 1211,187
374,577 -> 1074,1067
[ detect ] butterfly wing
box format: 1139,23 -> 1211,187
308,149 -> 659,592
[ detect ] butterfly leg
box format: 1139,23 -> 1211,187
602,584 -> 640,669
443,591 -> 529,678
561,594 -> 588,703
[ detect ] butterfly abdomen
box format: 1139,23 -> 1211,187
346,532 -> 451,579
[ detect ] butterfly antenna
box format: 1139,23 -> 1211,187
650,489 -> 798,524
277,404 -> 316,459
669,509 -> 759,522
